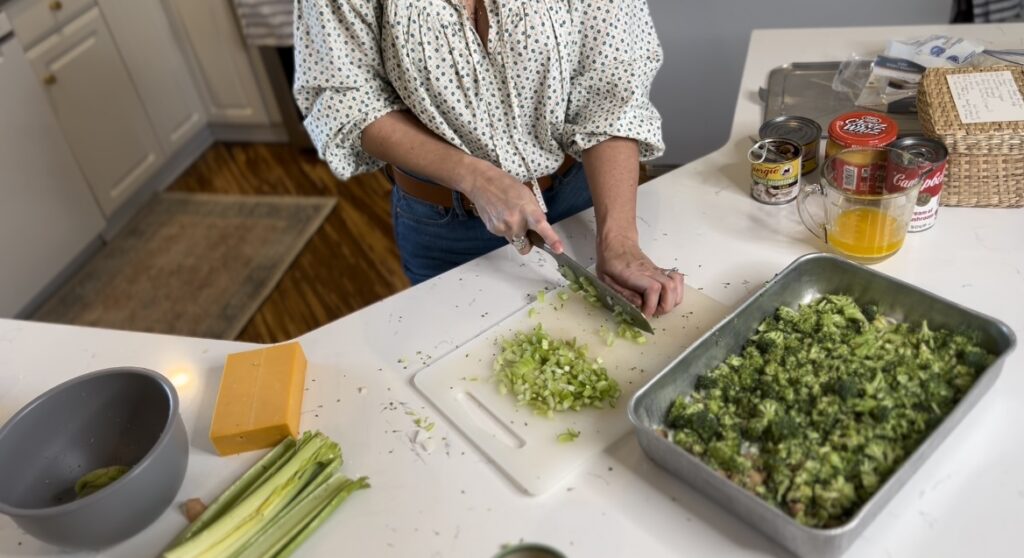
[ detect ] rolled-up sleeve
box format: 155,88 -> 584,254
293,0 -> 406,179
563,0 -> 665,161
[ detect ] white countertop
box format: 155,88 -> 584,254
2,22 -> 1024,558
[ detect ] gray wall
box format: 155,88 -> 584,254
647,0 -> 954,168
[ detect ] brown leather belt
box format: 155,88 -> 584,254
387,155 -> 575,215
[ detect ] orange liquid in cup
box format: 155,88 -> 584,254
828,207 -> 905,260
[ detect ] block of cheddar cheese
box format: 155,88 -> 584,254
209,342 -> 307,456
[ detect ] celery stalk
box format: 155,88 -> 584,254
272,477 -> 371,558
231,475 -> 369,558
163,433 -> 340,558
171,436 -> 297,546
264,458 -> 340,528
235,433 -> 310,502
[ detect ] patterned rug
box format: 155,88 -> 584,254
31,192 -> 335,339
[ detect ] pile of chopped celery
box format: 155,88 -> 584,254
494,324 -> 621,417
164,431 -> 368,558
558,266 -> 647,345
665,295 -> 994,528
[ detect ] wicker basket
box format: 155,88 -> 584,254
917,65 -> 1024,208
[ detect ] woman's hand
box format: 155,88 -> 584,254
597,234 -> 684,318
362,112 -> 562,254
461,160 -> 564,255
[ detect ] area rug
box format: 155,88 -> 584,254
31,192 -> 335,339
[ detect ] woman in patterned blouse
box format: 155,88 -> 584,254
294,0 -> 683,317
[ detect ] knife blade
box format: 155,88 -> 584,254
526,231 -> 654,334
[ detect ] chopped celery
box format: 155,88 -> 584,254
557,428 -> 581,443
617,323 -> 647,345
537,290 -> 547,303
557,291 -> 570,301
528,307 -> 538,319
413,416 -> 435,432
75,465 -> 129,499
493,324 -> 621,416
557,265 -> 647,344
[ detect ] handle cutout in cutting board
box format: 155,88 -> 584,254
456,392 -> 525,449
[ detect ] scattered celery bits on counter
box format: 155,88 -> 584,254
164,431 -> 369,558
557,428 -> 581,443
664,294 -> 995,528
494,324 -> 621,417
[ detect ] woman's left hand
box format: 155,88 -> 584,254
597,235 -> 684,318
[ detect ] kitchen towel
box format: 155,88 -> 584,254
232,0 -> 293,46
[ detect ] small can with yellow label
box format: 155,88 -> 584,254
748,138 -> 803,205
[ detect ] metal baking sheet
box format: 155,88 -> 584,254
760,62 -> 922,137
629,253 -> 1016,558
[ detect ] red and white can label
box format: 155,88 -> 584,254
834,158 -> 885,195
886,159 -> 948,232
911,162 -> 948,232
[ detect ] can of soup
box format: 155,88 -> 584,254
827,112 -> 899,195
886,136 -> 949,232
759,116 -> 822,175
748,138 -> 802,205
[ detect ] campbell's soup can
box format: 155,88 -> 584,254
827,112 -> 899,194
886,137 -> 949,232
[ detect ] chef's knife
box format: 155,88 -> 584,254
526,231 -> 654,334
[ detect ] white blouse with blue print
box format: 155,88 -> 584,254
293,0 -> 665,182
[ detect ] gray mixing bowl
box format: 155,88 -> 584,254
0,367 -> 188,549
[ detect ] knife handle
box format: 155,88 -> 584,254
525,230 -> 548,252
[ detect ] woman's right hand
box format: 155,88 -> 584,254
460,159 -> 564,255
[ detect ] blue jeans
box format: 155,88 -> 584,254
390,162 -> 594,284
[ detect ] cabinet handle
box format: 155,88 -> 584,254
49,0 -> 63,11
43,74 -> 57,86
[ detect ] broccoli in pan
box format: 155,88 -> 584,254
665,294 -> 994,528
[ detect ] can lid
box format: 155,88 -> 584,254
759,116 -> 822,146
828,112 -> 899,148
889,136 -> 948,163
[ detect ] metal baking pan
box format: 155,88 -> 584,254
629,253 -> 1016,558
760,62 -> 922,137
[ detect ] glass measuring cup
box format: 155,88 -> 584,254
797,147 -> 931,264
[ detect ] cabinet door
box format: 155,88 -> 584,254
97,0 -> 206,153
27,7 -> 164,217
165,0 -> 271,125
0,17 -> 105,317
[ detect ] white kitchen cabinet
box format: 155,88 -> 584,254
26,6 -> 164,217
4,0 -> 94,48
0,13 -> 105,317
97,0 -> 205,154
164,0 -> 273,126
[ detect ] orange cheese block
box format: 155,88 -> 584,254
209,342 -> 307,456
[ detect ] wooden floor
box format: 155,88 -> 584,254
169,143 -> 409,344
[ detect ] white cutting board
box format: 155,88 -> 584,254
414,284 -> 729,495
